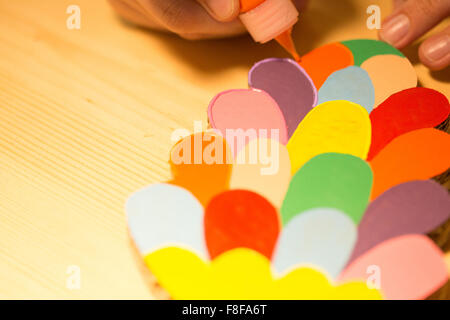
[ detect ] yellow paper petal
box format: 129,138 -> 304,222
287,100 -> 371,174
144,247 -> 382,300
145,247 -> 209,300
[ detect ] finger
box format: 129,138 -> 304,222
108,0 -> 164,30
196,0 -> 240,22
379,0 -> 450,49
197,0 -> 309,23
136,0 -> 245,37
419,25 -> 450,70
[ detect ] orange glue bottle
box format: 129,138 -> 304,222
239,0 -> 301,61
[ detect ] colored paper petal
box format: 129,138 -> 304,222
361,54 -> 417,106
248,59 -> 317,138
204,190 -> 281,260
348,180 -> 450,264
145,247 -> 382,300
273,208 -> 357,279
169,132 -> 232,207
287,100 -> 372,174
207,88 -> 288,155
126,183 -> 207,258
299,42 -> 354,89
318,66 -> 375,113
281,153 -> 373,225
370,128 -> 450,200
341,39 -> 404,66
145,247 -> 209,300
368,87 -> 450,160
230,139 -> 291,208
339,235 -> 448,300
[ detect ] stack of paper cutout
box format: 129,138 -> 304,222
127,39 -> 450,300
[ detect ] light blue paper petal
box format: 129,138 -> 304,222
273,208 -> 357,279
318,66 -> 375,113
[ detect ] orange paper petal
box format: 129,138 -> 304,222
169,132 -> 232,206
370,128 -> 450,200
299,43 -> 354,90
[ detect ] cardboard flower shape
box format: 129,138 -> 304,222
127,40 -> 450,300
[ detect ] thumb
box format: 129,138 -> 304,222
379,0 -> 450,49
196,0 -> 240,22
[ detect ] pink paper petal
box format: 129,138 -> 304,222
339,234 -> 448,300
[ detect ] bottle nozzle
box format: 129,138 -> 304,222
275,28 -> 301,62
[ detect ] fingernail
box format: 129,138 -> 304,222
380,14 -> 410,46
422,35 -> 450,62
203,0 -> 235,20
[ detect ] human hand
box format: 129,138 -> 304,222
379,0 -> 450,70
108,0 -> 308,40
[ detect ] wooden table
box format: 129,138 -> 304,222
0,0 -> 448,299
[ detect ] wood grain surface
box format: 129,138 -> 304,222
0,0 -> 448,299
